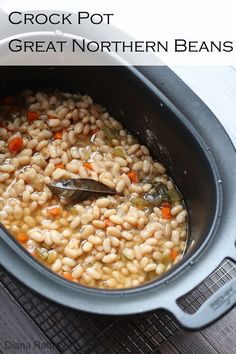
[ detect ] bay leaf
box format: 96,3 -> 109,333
48,178 -> 121,204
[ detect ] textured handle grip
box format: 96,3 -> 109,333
170,277 -> 236,329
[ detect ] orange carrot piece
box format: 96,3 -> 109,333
127,171 -> 139,183
104,219 -> 114,227
55,163 -> 65,169
161,202 -> 172,219
53,131 -> 63,139
27,111 -> 39,123
48,115 -> 57,119
63,273 -> 74,281
48,207 -> 61,217
170,249 -> 179,261
16,233 -> 28,244
8,136 -> 24,153
83,162 -> 93,170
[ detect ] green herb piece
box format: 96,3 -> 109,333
46,250 -> 57,264
167,188 -> 182,204
102,126 -> 119,140
36,247 -> 48,261
130,197 -> 149,209
162,253 -> 171,266
114,147 -> 125,157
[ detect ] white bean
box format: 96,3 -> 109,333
62,257 -> 77,267
29,231 -> 44,243
164,241 -> 174,249
124,215 -> 138,225
143,160 -> 151,173
0,173 -> 10,182
88,235 -> 102,245
82,241 -> 93,252
141,222 -> 162,239
171,230 -> 180,245
164,223 -> 172,238
116,179 -> 126,193
86,267 -> 101,280
107,227 -> 121,238
132,161 -> 143,171
114,157 -> 127,167
44,163 -> 55,177
127,144 -> 140,155
52,168 -> 67,180
0,164 -> 14,173
103,238 -> 111,253
64,247 -> 82,259
153,162 -> 166,174
144,263 -> 157,272
110,236 -> 120,248
156,263 -> 165,275
140,244 -> 153,255
92,205 -> 100,219
24,216 -> 36,227
109,215 -> 122,225
171,205 -> 183,216
176,210 -> 187,224
74,122 -> 83,134
123,248 -> 135,260
52,259 -> 62,272
102,254 -> 117,263
48,145 -> 59,158
72,265 -> 83,279
48,119 -> 61,127
70,216 -> 81,229
96,198 -> 110,208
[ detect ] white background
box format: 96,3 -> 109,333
0,0 -> 236,65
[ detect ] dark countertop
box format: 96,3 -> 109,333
0,258 -> 236,354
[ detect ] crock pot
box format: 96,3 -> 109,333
0,65 -> 235,330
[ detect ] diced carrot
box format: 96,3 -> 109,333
27,111 -> 39,123
63,273 -> 74,281
55,163 -> 65,169
48,206 -> 61,217
104,219 -> 114,227
162,201 -> 171,207
8,136 -> 24,153
127,171 -> 139,183
161,202 -> 172,219
83,162 -> 93,170
16,233 -> 28,244
48,115 -> 57,119
170,249 -> 179,261
2,96 -> 15,105
53,131 -> 63,140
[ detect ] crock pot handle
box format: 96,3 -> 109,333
169,276 -> 236,329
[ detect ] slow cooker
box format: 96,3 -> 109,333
0,65 -> 235,329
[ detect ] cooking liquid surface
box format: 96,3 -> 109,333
0,91 -> 187,289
